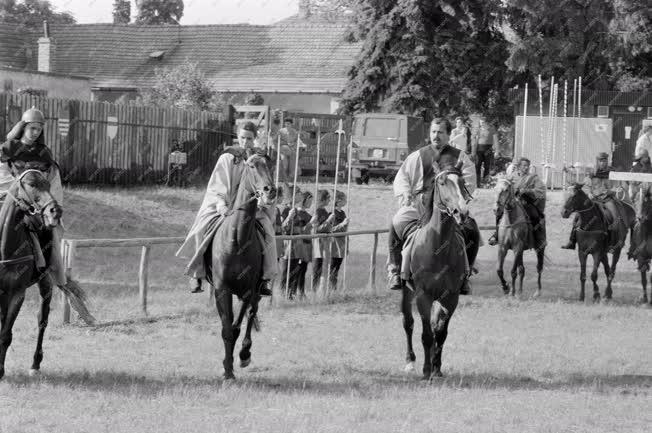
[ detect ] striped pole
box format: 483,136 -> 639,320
341,135 -> 354,291
521,82 -> 528,159
311,123 -> 321,293
562,80 -> 568,188
284,122 -> 302,299
538,75 -> 545,170
326,119 -> 345,298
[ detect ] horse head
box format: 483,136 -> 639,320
561,182 -> 590,219
494,177 -> 515,220
433,160 -> 470,224
7,166 -> 61,229
239,149 -> 277,207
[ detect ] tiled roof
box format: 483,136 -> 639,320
0,23 -> 37,70
14,22 -> 361,93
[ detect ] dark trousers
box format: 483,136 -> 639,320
312,257 -> 344,290
475,146 -> 493,186
286,259 -> 308,299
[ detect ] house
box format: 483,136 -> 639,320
0,14 -> 361,114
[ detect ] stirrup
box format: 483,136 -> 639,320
487,234 -> 498,246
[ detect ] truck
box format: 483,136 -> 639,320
349,113 -> 428,184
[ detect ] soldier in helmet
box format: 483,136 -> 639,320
0,107 -> 67,288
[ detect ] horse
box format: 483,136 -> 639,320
204,150 -> 277,380
0,168 -> 93,379
561,184 -> 635,302
493,178 -> 545,297
401,162 -> 470,380
629,184 -> 652,306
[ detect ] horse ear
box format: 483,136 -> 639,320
455,160 -> 463,170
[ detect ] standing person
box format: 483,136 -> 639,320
176,121 -> 277,296
450,117 -> 471,154
474,118 -> 498,187
281,191 -> 314,299
634,125 -> 652,159
388,117 -> 478,295
487,157 -> 547,249
276,185 -> 300,294
327,190 -> 349,291
629,149 -> 652,205
311,189 -> 333,291
0,108 -> 66,288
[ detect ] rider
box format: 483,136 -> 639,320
487,157 -> 546,249
562,152 -> 628,251
0,107 -> 66,287
388,117 -> 478,294
176,121 -> 277,296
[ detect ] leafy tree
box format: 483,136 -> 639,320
609,0 -> 651,91
112,0 -> 131,24
0,0 -> 75,28
139,61 -> 223,111
339,0 -> 513,125
135,0 -> 183,25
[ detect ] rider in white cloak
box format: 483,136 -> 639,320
176,121 -> 277,295
0,108 -> 66,287
388,117 -> 478,294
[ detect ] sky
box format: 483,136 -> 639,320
50,0 -> 299,25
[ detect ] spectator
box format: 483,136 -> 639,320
629,149 -> 652,205
474,118 -> 498,187
311,189 -> 333,291
450,117 -> 471,154
281,190 -> 314,299
327,190 -> 349,291
634,125 -> 652,159
276,185 -> 300,294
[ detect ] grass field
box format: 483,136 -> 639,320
1,183 -> 651,433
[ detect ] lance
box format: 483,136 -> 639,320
284,121 -> 303,299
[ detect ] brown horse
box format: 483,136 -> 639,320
629,185 -> 652,305
0,169 -> 62,379
494,178 -> 545,297
401,164 -> 470,380
561,184 -> 635,302
204,150 -> 277,380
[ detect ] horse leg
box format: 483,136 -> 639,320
534,247 -> 545,298
496,247 -> 510,295
239,296 -> 259,368
578,251 -> 587,302
606,249 -> 620,300
591,253 -> 601,303
30,278 -> 53,374
639,267 -> 649,304
430,295 -> 457,378
401,288 -> 416,372
649,273 -> 652,306
416,294 -> 434,380
510,250 -> 519,297
517,252 -> 525,296
215,287 -> 237,380
0,292 -> 26,380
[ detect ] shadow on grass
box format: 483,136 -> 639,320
4,368 -> 651,396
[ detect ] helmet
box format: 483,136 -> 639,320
21,107 -> 45,124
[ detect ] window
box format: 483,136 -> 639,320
363,118 -> 399,138
647,107 -> 652,119
597,106 -> 609,118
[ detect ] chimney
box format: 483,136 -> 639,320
298,0 -> 311,19
38,20 -> 54,73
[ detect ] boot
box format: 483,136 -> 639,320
259,280 -> 273,297
487,230 -> 498,246
561,226 -> 577,249
388,224 -> 404,291
190,277 -> 203,293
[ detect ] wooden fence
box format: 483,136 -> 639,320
59,225 -> 492,325
0,92 -> 233,185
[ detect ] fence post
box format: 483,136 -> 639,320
139,245 -> 150,315
61,240 -> 74,325
369,232 -> 379,293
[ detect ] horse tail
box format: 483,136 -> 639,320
59,278 -> 96,325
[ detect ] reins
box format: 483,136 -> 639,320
4,169 -> 56,216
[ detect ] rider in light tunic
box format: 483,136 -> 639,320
176,121 -> 277,295
0,108 -> 66,287
388,118 -> 478,294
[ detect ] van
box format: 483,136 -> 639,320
349,113 -> 428,184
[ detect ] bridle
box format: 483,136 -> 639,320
5,169 -> 56,216
433,170 -> 468,216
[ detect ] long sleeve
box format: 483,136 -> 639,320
393,151 -> 423,203
201,153 -> 235,214
314,208 -> 331,233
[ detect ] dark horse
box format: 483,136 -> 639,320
0,169 -> 61,379
494,178 -> 545,297
401,164 -> 470,379
561,184 -> 635,302
204,150 -> 277,380
629,185 -> 652,305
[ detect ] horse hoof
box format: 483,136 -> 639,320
404,362 -> 415,373
223,373 -> 236,381
430,371 -> 443,380
593,295 -> 601,303
637,296 -> 649,304
240,358 -> 251,369
532,290 -> 541,299
28,368 -> 41,377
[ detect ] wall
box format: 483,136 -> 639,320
0,68 -> 91,100
253,93 -> 341,114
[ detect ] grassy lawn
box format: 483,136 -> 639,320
0,183 -> 650,433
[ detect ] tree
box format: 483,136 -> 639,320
609,0 -> 651,91
112,0 -> 131,24
139,61 -> 221,111
339,0 -> 513,125
135,0 -> 183,25
0,0 -> 75,28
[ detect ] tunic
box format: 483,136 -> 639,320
281,207 -> 312,262
312,207 -> 331,259
329,209 -> 348,258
